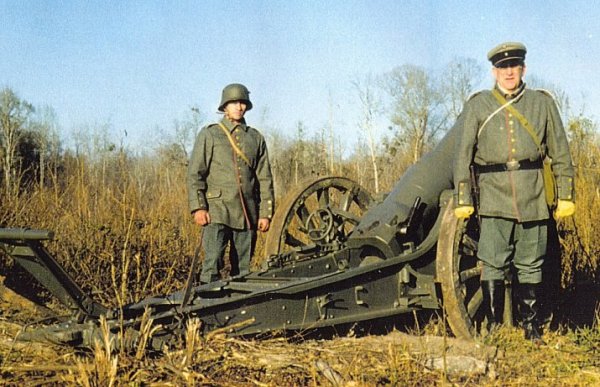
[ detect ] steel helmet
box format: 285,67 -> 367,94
218,83 -> 253,111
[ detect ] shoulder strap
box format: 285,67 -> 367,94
491,89 -> 545,156
217,122 -> 251,167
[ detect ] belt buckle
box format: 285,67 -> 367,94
506,160 -> 520,171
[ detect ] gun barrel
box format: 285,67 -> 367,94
0,228 -> 55,241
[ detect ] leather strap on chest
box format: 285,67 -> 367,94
217,122 -> 251,167
217,122 -> 252,229
491,89 -> 545,156
490,89 -> 558,208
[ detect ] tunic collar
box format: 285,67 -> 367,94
221,117 -> 248,132
494,82 -> 526,100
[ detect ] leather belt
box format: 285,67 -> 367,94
474,158 -> 543,173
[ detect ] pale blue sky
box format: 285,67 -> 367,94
1,1 -> 598,153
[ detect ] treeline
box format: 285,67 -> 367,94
1,59 -> 599,306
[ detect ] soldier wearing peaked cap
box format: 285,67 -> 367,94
453,42 -> 575,344
187,83 -> 274,284
487,41 -> 527,67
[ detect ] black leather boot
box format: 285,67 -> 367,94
518,283 -> 545,345
481,280 -> 505,332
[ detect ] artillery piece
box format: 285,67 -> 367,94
0,123 -> 497,350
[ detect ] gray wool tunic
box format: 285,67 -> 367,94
454,84 -> 575,222
187,117 -> 274,229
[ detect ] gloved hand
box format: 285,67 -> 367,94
454,205 -> 475,219
554,200 -> 575,219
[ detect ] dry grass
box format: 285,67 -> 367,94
0,132 -> 599,385
1,310 -> 599,385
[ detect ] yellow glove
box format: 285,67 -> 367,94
454,206 -> 475,219
554,200 -> 575,219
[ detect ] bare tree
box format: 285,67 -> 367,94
326,91 -> 336,174
441,57 -> 484,121
263,128 -> 291,194
150,107 -> 205,169
0,88 -> 34,196
567,113 -> 598,166
526,75 -> 571,118
352,74 -> 382,193
382,65 -> 448,164
31,105 -> 61,187
293,122 -> 307,185
181,107 -> 205,159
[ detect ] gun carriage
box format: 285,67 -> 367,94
0,124 -> 501,350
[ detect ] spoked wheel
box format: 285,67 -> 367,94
436,197 -> 513,339
436,197 -> 482,339
264,176 -> 373,256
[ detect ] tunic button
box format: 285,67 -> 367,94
509,120 -> 514,125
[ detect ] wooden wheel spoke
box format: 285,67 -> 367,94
458,246 -> 476,257
316,187 -> 330,208
339,190 -> 353,212
334,210 -> 359,238
460,234 -> 478,254
466,289 -> 483,318
459,267 -> 481,283
283,231 -> 305,249
295,203 -> 311,227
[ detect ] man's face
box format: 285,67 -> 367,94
492,61 -> 526,93
223,100 -> 247,123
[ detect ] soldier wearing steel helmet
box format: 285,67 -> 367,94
453,42 -> 575,343
187,83 -> 274,284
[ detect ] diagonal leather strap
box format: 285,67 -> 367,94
218,122 -> 251,167
491,89 -> 545,157
217,122 -> 252,229
491,89 -> 558,208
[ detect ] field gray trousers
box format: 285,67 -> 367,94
478,216 -> 548,284
200,223 -> 256,283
